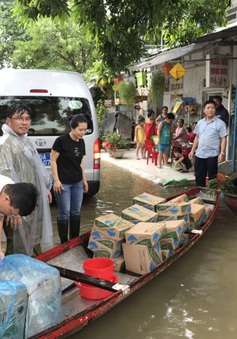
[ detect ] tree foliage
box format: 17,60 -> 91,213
0,0 -> 29,67
13,0 -> 231,72
11,17 -> 98,72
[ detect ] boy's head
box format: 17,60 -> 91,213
166,112 -> 175,124
186,127 -> 192,133
173,147 -> 182,155
0,183 -> 38,217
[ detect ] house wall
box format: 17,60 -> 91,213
162,44 -> 237,119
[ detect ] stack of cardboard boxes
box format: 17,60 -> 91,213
87,214 -> 134,271
87,192 -> 212,275
122,222 -> 167,274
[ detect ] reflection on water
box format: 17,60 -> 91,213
54,161 -> 237,339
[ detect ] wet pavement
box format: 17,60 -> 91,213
101,148 -> 196,186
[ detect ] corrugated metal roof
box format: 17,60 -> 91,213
195,23 -> 237,43
128,44 -> 197,70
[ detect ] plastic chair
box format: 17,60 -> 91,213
150,135 -> 158,146
144,140 -> 159,166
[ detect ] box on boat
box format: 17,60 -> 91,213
157,213 -> 190,226
189,197 -> 204,205
113,255 -> 125,272
179,233 -> 190,246
124,222 -> 167,246
93,214 -> 134,239
189,204 -> 206,229
88,238 -> 123,259
160,237 -> 180,251
0,254 -> 61,338
121,204 -> 158,224
90,225 -> 131,243
204,205 -> 213,219
156,202 -> 191,216
168,194 -> 189,203
163,220 -> 185,239
132,193 -> 166,211
122,242 -> 162,275
0,280 -> 27,339
161,249 -> 174,260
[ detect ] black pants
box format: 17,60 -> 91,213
194,155 -> 218,187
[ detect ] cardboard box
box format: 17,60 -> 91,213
157,214 -> 190,232
91,222 -> 133,241
189,197 -> 204,205
168,194 -> 189,203
132,193 -> 166,211
160,237 -> 180,251
113,255 -> 125,272
122,242 -> 162,275
179,233 -> 190,246
161,249 -> 174,260
88,238 -> 123,259
156,202 -> 191,216
121,204 -> 158,224
189,204 -> 206,229
124,222 -> 167,246
94,214 -> 134,239
164,220 -> 185,239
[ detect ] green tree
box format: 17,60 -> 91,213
12,17 -> 98,72
13,0 -> 230,72
0,0 -> 29,67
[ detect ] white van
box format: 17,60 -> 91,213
0,69 -> 101,195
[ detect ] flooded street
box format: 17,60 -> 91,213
51,160 -> 237,339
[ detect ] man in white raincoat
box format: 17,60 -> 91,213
0,103 -> 53,256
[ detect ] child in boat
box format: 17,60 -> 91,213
134,116 -> 146,160
173,147 -> 192,173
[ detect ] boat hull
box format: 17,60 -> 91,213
31,187 -> 220,339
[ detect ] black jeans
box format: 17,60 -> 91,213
194,155 -> 218,187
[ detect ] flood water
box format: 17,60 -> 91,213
51,161 -> 237,339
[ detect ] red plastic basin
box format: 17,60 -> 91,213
82,258 -> 114,280
76,274 -> 118,300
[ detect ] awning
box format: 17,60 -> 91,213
195,23 -> 237,44
128,44 -> 197,70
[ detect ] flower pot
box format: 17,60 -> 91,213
223,192 -> 237,215
105,147 -> 113,157
112,149 -> 126,159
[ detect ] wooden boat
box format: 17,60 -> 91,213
32,187 -> 220,339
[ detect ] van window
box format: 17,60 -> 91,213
0,96 -> 93,136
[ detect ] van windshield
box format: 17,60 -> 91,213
0,96 -> 93,136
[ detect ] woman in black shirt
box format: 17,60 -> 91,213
51,114 -> 88,243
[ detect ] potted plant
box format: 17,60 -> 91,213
102,132 -> 129,158
206,173 -> 237,214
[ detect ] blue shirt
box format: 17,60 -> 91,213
194,116 -> 227,158
160,121 -> 171,145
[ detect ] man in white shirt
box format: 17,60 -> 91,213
0,174 -> 38,259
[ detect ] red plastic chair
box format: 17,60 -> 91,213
144,140 -> 159,166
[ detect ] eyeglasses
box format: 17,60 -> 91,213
10,116 -> 31,122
